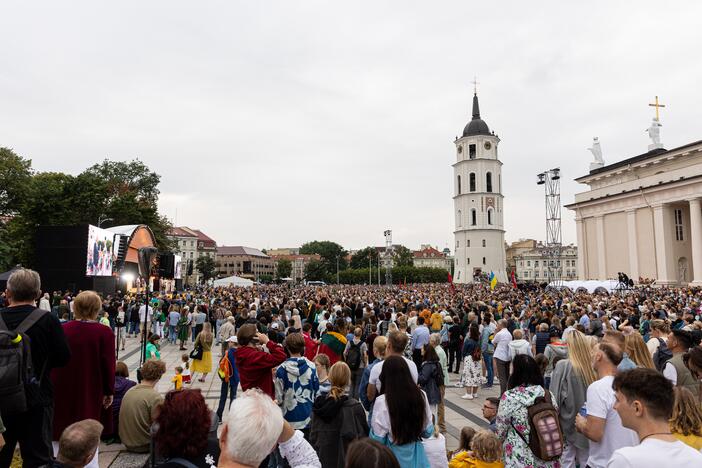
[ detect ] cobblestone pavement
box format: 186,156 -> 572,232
101,334 -> 498,467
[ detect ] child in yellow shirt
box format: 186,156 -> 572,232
172,366 -> 183,391
449,430 -> 504,468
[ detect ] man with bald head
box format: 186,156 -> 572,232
51,419 -> 103,468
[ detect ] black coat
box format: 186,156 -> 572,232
309,395 -> 369,468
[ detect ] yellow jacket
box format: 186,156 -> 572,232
449,451 -> 504,468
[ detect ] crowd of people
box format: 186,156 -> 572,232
1,268 -> 702,467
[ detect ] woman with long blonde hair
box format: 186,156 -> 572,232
550,330 -> 596,468
309,361 -> 369,468
624,333 -> 655,369
670,386 -> 702,450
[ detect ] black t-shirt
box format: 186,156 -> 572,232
0,305 -> 71,405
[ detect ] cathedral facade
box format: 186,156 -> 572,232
452,93 -> 507,283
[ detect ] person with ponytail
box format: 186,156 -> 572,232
309,361 -> 369,468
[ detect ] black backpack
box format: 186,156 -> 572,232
0,308 -> 48,415
653,338 -> 673,372
346,341 -> 363,371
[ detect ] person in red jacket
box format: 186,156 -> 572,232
302,323 -> 319,361
235,324 -> 287,398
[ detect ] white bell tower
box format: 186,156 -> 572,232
452,90 -> 507,284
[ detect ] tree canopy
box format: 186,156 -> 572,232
299,240 -> 348,276
276,258 -> 292,279
196,255 -> 217,283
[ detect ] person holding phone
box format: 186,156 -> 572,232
234,324 -> 287,399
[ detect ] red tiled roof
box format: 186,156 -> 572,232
168,226 -> 198,238
270,254 -> 321,262
413,247 -> 445,258
192,229 -> 216,248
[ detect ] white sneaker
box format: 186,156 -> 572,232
461,394 -> 474,400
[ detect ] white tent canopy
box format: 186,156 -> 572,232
213,275 -> 254,287
548,279 -> 623,294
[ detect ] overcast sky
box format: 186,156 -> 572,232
2,1 -> 701,252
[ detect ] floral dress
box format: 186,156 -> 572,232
459,339 -> 482,387
495,385 -> 561,468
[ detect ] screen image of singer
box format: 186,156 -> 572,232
86,225 -> 116,276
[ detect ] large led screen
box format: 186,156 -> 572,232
86,225 -> 115,276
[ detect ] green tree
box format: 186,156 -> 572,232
304,259 -> 328,282
0,148 -> 32,217
350,246 -> 379,270
196,255 -> 217,283
276,258 -> 292,279
393,245 -> 414,267
299,241 -> 347,275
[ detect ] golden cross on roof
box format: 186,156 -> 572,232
648,95 -> 666,121
471,76 -> 479,95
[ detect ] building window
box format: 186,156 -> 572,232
524,271 -> 529,278
486,172 -> 492,192
469,144 -> 476,159
527,260 -> 531,267
467,257 -> 470,264
471,209 -> 477,226
469,173 -> 476,192
482,257 -> 486,265
487,208 -> 493,225
457,175 -> 461,194
456,240 -> 459,248
675,209 -> 684,241
467,239 -> 470,247
457,210 -> 462,227
482,239 -> 486,247
534,261 -> 539,267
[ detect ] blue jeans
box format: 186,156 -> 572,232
483,353 -> 494,386
129,321 -> 139,335
168,325 -> 177,343
216,378 -> 239,420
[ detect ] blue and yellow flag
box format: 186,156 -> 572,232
489,271 -> 497,290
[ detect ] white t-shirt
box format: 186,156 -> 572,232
138,304 -> 153,323
646,336 -> 666,356
422,433 -> 449,468
368,356 -> 418,392
607,437 -> 702,467
663,361 -> 678,385
585,375 -> 639,468
492,328 -> 512,361
371,391 -> 431,443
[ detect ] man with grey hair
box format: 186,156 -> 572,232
52,419 -> 103,468
218,389 -> 320,468
0,268 -> 71,467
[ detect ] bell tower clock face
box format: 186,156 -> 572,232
484,141 -> 492,150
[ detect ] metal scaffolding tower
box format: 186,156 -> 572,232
537,168 -> 563,288
384,230 -> 392,286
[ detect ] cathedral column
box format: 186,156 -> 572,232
626,209 -> 639,281
575,217 -> 586,280
652,203 -> 674,284
595,215 -> 607,279
688,198 -> 702,285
